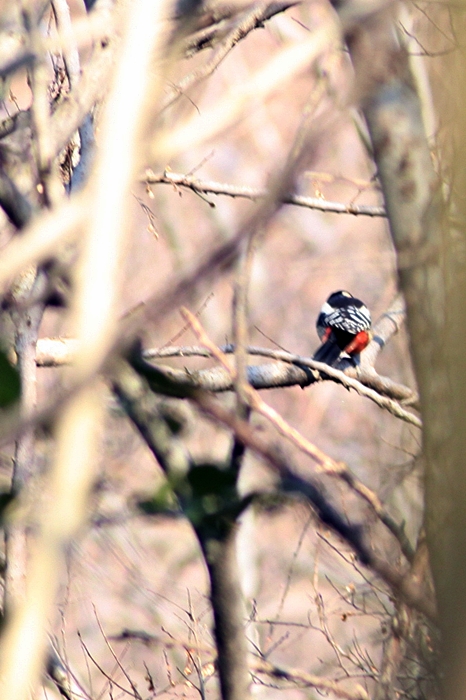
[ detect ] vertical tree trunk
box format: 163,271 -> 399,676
199,525 -> 251,700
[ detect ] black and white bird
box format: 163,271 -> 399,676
313,290 -> 371,367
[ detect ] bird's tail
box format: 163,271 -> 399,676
312,338 -> 344,366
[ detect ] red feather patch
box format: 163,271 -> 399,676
344,330 -> 370,355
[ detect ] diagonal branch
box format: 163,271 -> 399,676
179,308 -> 415,562
117,344 -> 434,617
182,0 -> 299,57
163,0 -> 299,111
189,389 -> 435,619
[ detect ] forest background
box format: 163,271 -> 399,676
0,0 -> 462,699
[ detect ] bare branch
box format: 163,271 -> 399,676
182,1 -> 299,57
198,528 -> 252,700
145,169 -> 387,217
172,311 -> 415,562
252,658 -> 370,700
116,346 -> 434,619
0,195 -> 84,294
35,337 -> 420,423
138,353 -> 422,428
163,1 -> 299,111
363,293 -> 406,366
47,643 -> 92,700
51,0 -> 81,89
0,172 -> 33,229
191,391 -> 435,619
50,32 -> 115,158
110,358 -> 192,479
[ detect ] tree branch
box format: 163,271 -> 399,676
253,658 -> 370,700
190,390 -> 435,619
163,0 -> 299,111
35,337 -> 420,424
145,169 -> 387,217
181,0 -> 299,57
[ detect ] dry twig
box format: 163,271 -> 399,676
145,169 -> 387,217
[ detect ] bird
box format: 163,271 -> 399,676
313,290 -> 371,368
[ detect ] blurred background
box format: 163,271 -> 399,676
0,0 -> 445,697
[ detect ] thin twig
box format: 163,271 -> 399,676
94,607 -> 142,700
77,633 -> 136,699
145,170 -> 387,217
182,1 -> 298,57
24,5 -> 63,206
252,657 -> 370,699
307,359 -> 421,428
47,642 -> 92,700
51,0 -> 81,89
163,1 -> 298,111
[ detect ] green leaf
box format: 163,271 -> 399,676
0,491 -> 14,517
0,350 -> 20,407
138,481 -> 179,515
187,464 -> 236,497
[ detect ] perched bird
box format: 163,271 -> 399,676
313,290 -> 371,368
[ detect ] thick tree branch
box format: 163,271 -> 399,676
0,172 -> 33,229
133,354 -> 422,428
110,358 -> 192,479
35,337 -> 419,423
50,34 -> 115,159
112,353 -> 252,700
198,528 -> 252,700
